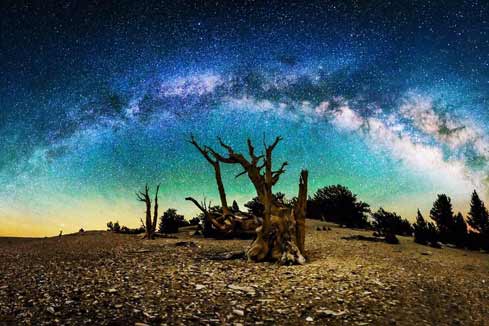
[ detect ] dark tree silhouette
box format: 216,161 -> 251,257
467,190 -> 489,234
244,196 -> 263,216
309,184 -> 370,228
372,208 -> 412,244
413,210 -> 441,247
452,212 -> 468,248
119,225 -> 145,234
413,210 -> 429,245
158,208 -> 185,234
106,221 -> 121,232
426,221 -> 440,247
189,217 -> 200,226
106,221 -> 144,234
231,200 -> 240,212
466,231 -> 486,250
430,194 -> 455,243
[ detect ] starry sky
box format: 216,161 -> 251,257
1,1 -> 489,236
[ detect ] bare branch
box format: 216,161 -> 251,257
217,136 -> 235,154
272,161 -> 288,175
235,169 -> 247,178
247,138 -> 264,164
206,146 -> 239,163
136,192 -> 146,202
185,197 -> 208,214
188,134 -> 217,166
268,136 -> 283,152
153,184 -> 160,232
214,137 -> 251,166
272,161 -> 288,185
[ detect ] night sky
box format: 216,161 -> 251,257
1,1 -> 489,236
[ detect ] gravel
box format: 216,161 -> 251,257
1,221 -> 488,325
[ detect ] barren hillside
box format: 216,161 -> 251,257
1,220 -> 488,325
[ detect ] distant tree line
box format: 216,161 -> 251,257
107,182 -> 488,251
241,184 -> 488,250
307,185 -> 371,228
107,208 -> 199,235
413,191 -> 489,251
106,221 -> 145,234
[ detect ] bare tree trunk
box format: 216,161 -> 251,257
188,135 -> 309,264
246,170 -> 308,264
215,167 -> 230,216
295,170 -> 308,255
137,184 -> 159,240
152,184 -> 160,234
189,136 -> 231,216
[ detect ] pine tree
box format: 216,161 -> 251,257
430,194 -> 455,243
452,212 -> 468,248
426,222 -> 440,247
371,208 -> 412,244
467,190 -> 489,234
413,209 -> 429,245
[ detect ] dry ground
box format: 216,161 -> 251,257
1,220 -> 488,325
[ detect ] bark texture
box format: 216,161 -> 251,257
187,135 -> 308,264
136,184 -> 160,239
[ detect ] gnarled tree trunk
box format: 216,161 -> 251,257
187,135 -> 308,264
136,184 -> 160,239
247,170 -> 308,265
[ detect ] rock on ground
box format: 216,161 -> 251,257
0,221 -> 488,325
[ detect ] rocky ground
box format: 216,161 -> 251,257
1,220 -> 488,326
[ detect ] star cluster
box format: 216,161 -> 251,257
1,1 -> 489,236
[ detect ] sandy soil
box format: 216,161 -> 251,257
1,220 -> 488,325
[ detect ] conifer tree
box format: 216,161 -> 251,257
452,212 -> 468,247
413,209 -> 429,245
430,194 -> 455,243
467,190 -> 489,234
426,221 -> 440,246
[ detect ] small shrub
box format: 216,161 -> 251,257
372,208 -> 412,243
308,185 -> 371,229
159,209 -> 185,234
113,221 -> 121,233
119,226 -> 145,234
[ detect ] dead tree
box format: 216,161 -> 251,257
187,135 -> 308,264
186,136 -> 261,239
136,184 -> 160,239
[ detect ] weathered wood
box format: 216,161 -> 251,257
136,184 -> 160,239
295,170 -> 308,255
189,135 -> 231,216
185,197 -> 260,238
187,135 -> 309,264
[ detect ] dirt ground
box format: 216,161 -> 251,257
1,219 -> 488,325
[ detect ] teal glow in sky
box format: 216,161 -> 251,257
1,1 -> 489,236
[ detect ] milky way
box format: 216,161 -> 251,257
1,1 -> 489,236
